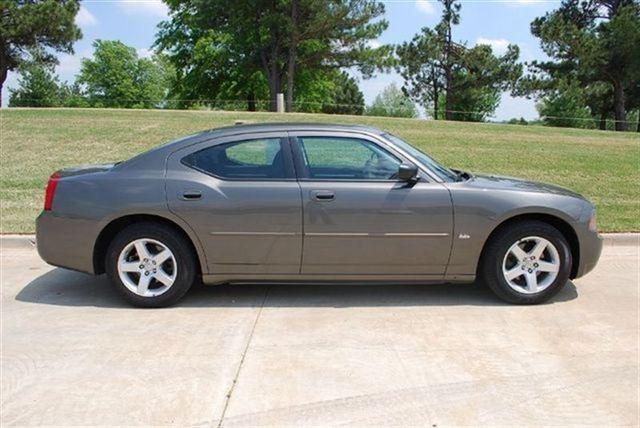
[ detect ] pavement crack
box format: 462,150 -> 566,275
216,286 -> 270,428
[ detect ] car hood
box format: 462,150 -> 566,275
465,173 -> 585,199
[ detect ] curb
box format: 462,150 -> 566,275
1,233 -> 638,249
601,233 -> 639,247
1,235 -> 37,249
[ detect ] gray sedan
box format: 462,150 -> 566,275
36,123 -> 603,307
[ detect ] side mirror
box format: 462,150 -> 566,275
398,164 -> 419,182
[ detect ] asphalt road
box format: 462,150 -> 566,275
1,243 -> 638,426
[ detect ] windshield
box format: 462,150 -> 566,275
383,133 -> 459,182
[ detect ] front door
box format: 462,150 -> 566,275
166,132 -> 302,275
291,133 -> 453,276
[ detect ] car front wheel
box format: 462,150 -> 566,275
105,222 -> 196,307
480,220 -> 572,304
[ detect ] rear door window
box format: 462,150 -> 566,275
182,138 -> 292,180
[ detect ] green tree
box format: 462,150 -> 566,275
507,117 -> 529,125
525,0 -> 640,131
537,79 -> 594,128
78,40 -> 172,108
58,81 -> 89,107
366,83 -> 417,118
396,0 -> 521,121
156,0 -> 391,111
8,51 -> 61,107
322,71 -> 365,115
0,0 -> 81,103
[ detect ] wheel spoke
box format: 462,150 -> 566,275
154,250 -> 172,265
134,241 -> 151,261
137,274 -> 151,295
154,270 -> 174,287
120,262 -> 140,272
530,240 -> 547,259
510,244 -> 528,261
537,261 -> 559,273
505,266 -> 524,281
524,271 -> 538,292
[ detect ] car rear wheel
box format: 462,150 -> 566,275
480,220 -> 572,304
105,222 -> 196,307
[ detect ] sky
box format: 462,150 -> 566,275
2,0 -> 558,120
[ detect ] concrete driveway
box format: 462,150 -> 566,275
1,242 -> 638,426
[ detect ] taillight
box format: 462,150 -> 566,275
44,172 -> 61,211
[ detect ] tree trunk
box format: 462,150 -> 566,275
286,58 -> 294,112
268,73 -> 281,112
431,67 -> 439,120
444,67 -> 453,120
599,112 -> 606,130
265,44 -> 282,112
263,0 -> 283,112
267,59 -> 283,112
286,0 -> 298,113
637,113 -> 640,132
0,65 -> 7,109
433,91 -> 439,120
613,80 -> 627,131
443,10 -> 454,121
0,43 -> 7,107
247,92 -> 256,111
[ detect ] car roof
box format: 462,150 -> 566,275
119,122 -> 389,169
202,122 -> 386,137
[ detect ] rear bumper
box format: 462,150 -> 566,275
36,211 -> 98,274
574,227 -> 603,279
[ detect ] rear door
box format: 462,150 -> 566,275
166,132 -> 302,275
291,132 -> 453,276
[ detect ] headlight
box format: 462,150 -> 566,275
588,208 -> 597,232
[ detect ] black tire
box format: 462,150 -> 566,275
479,220 -> 572,304
105,222 -> 197,307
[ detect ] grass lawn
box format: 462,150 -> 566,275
1,107 -> 639,233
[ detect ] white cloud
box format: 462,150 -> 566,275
476,37 -> 510,55
118,0 -> 169,18
56,48 -> 93,82
367,39 -> 382,49
76,6 -> 97,28
56,54 -> 82,74
415,0 -> 436,15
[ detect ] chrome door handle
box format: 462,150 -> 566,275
311,190 -> 335,201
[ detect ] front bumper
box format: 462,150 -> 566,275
36,211 -> 98,274
574,228 -> 603,279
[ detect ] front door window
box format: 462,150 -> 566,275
298,137 -> 401,180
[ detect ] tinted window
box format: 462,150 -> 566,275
182,138 -> 289,179
298,137 -> 401,180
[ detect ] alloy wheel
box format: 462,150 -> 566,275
501,236 -> 560,294
117,238 -> 177,297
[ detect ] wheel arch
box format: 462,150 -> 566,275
93,213 -> 206,276
478,213 -> 581,279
